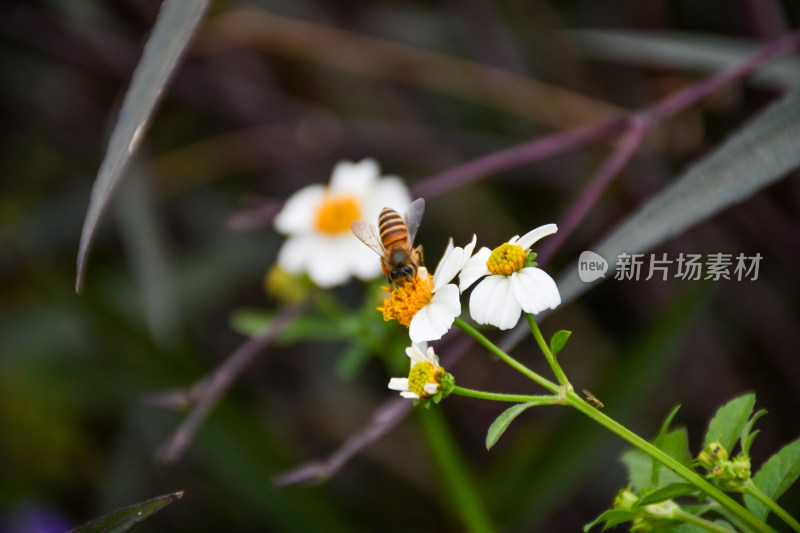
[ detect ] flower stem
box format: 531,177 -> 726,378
673,509 -> 739,533
525,313 -> 572,390
454,317 -> 773,532
454,317 -> 560,395
563,390 -> 776,533
417,408 -> 495,533
452,385 -> 560,404
744,481 -> 800,532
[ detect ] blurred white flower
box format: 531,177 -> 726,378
379,235 -> 476,342
274,159 -> 410,288
388,344 -> 444,400
460,224 -> 561,330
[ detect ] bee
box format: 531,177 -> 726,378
351,198 -> 425,285
583,389 -> 604,409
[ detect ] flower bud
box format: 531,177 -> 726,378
697,441 -> 728,470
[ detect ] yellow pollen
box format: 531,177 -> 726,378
408,361 -> 442,399
487,243 -> 526,275
378,272 -> 433,327
314,194 -> 361,234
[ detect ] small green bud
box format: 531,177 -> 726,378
731,456 -> 751,480
265,265 -> 313,304
697,441 -> 728,470
613,488 -> 639,511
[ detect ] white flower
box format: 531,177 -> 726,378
379,235 -> 476,343
388,344 -> 444,399
274,158 -> 410,288
460,224 -> 561,330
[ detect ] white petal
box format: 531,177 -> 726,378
274,184 -> 326,235
459,247 -> 492,292
516,224 -> 558,251
276,235 -> 314,274
468,276 -> 498,325
346,236 -> 384,280
470,275 -> 521,329
409,284 -> 461,342
400,391 -> 420,399
362,176 -> 411,222
423,383 -> 439,395
388,377 -> 410,391
305,236 -> 354,287
511,268 -> 561,314
405,345 -> 428,365
432,240 -> 458,290
425,346 -> 437,365
487,277 -> 522,330
329,158 -> 380,193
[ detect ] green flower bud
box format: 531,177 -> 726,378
697,441 -> 728,470
613,488 -> 639,511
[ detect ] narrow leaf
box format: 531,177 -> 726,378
744,437 -> 800,520
76,0 -> 210,292
568,30 -> 800,89
584,509 -> 638,532
703,394 -> 756,453
556,89 -> 800,309
486,401 -> 547,450
655,404 -> 682,443
638,483 -> 698,506
740,409 -> 767,458
69,491 -> 183,533
652,405 -> 682,486
549,330 -> 572,356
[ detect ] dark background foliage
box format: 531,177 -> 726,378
1,0 -> 799,531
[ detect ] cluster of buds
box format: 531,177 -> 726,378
696,442 -> 751,491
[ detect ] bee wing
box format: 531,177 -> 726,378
404,198 -> 425,247
350,220 -> 386,257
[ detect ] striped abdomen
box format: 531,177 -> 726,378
378,208 -> 408,254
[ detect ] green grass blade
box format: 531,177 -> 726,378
569,30 -> 800,88
556,88 -> 800,304
68,491 -> 183,533
75,0 -> 210,292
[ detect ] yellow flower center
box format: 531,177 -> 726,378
408,361 -> 442,399
486,242 -> 526,275
314,193 -> 361,235
378,272 -> 433,327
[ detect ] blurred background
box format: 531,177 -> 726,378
1,0 -> 800,531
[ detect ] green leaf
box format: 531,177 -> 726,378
703,394 -> 756,453
76,0 -> 210,292
584,509 -> 638,532
637,483 -> 698,506
652,405 -> 682,485
622,450 -> 653,493
744,437 -> 800,520
68,491 -> 183,533
486,401 -> 548,450
555,88 -> 800,308
549,330 -> 572,356
740,409 -> 767,458
568,30 -> 800,89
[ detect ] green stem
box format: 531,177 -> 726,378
745,481 -> 800,532
525,313 -> 571,390
452,385 -> 560,404
673,509 -> 738,533
454,317 -> 560,395
564,390 -> 775,533
417,408 -> 495,533
452,318 -> 774,533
